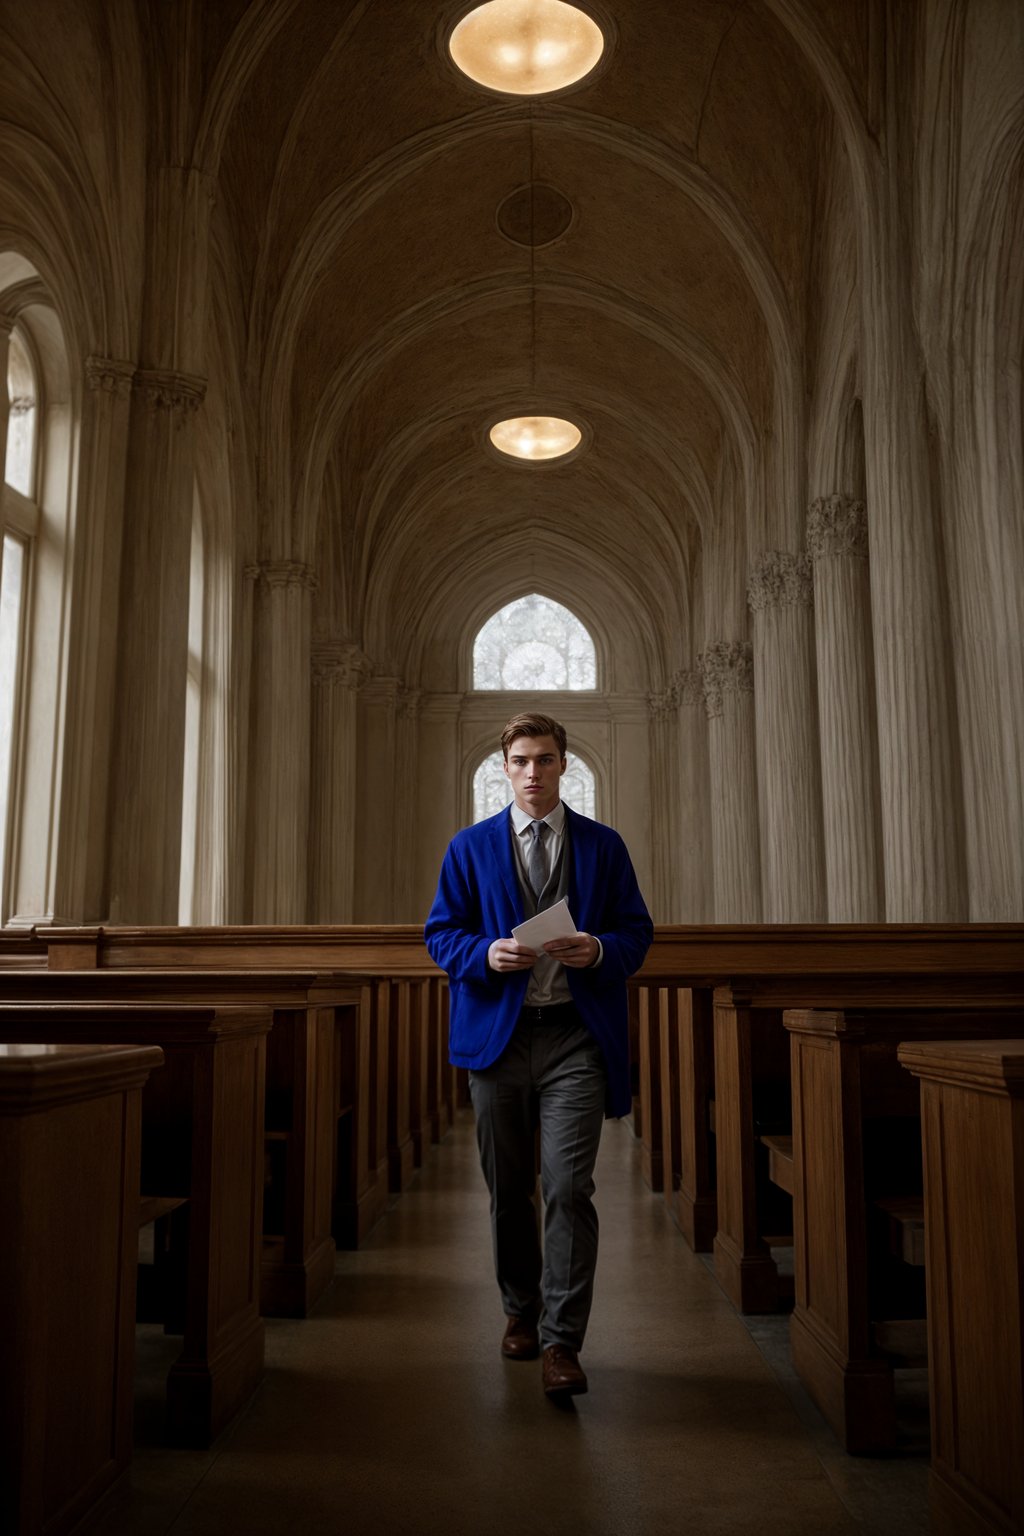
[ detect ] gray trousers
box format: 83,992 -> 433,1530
469,1009 -> 607,1352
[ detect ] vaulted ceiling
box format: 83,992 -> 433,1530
7,0 -> 870,691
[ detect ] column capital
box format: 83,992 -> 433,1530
747,550 -> 813,612
134,367 -> 207,414
311,641 -> 371,689
246,559 -> 318,591
699,640 -> 753,720
806,495 -> 869,560
675,667 -> 704,709
85,356 -> 135,398
647,688 -> 676,721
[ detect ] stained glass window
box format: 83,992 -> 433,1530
473,593 -> 596,690
473,750 -> 596,823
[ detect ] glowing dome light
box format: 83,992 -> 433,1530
489,415 -> 583,461
449,1 -> 605,95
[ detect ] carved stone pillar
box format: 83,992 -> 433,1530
860,182 -> 965,919
394,686 -> 421,921
53,358 -> 136,920
700,641 -> 761,921
356,675 -> 400,920
647,688 -> 679,921
248,561 -> 317,923
807,497 -> 884,920
676,668 -> 712,922
106,367 -> 204,923
748,551 -> 826,921
309,643 -> 370,921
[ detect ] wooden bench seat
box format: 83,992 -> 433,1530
761,1133 -> 794,1197
875,1196 -> 926,1267
0,1003 -> 271,1447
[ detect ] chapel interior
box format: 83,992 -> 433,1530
1,1 -> 1022,1533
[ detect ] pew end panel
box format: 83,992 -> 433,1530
899,1039 -> 1024,1536
0,1042 -> 163,1536
0,1004 -> 272,1449
712,988 -> 791,1313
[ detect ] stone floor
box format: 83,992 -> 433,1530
90,1114 -> 930,1535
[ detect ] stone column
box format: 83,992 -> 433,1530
356,674 -> 399,920
394,686 -> 422,921
676,668 -> 712,923
107,367 -> 205,923
53,358 -> 136,920
807,496 -> 885,920
309,642 -> 370,922
700,642 -> 761,921
860,175 -> 966,919
748,552 -> 826,922
647,688 -> 679,921
248,560 -> 317,923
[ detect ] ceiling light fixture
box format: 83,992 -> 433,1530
489,415 -> 582,461
449,0 -> 605,95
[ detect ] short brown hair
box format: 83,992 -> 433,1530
501,712 -> 567,760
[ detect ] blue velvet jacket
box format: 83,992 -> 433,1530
424,804 -> 653,1117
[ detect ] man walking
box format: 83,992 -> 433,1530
425,712 -> 653,1397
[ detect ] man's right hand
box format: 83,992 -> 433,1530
487,938 -> 537,972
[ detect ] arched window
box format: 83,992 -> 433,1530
473,749 -> 596,823
0,271 -> 74,925
0,325 -> 38,899
473,594 -> 596,690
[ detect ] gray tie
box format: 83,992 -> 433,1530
527,821 -> 548,904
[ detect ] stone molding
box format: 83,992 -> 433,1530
311,642 -> 372,689
747,550 -> 813,612
245,559 -> 318,591
85,356 -> 135,398
699,640 -> 753,720
134,367 -> 207,415
0,310 -> 18,337
806,495 -> 869,560
398,685 -> 421,721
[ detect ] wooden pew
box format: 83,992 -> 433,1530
634,927 -> 1024,1308
0,1041 -> 163,1536
39,924 -> 453,1203
899,1039 -> 1024,1536
783,1007 -> 1024,1453
632,980 -> 717,1249
0,968 -> 370,1317
0,1003 -> 271,1447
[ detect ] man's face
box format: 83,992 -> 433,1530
503,734 -> 566,817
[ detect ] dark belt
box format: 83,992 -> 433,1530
519,1002 -> 578,1026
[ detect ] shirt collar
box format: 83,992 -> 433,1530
510,800 -> 565,836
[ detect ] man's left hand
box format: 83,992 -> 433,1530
543,933 -> 600,968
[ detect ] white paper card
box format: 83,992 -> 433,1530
511,898 -> 579,949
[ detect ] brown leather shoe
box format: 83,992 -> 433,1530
501,1314 -> 540,1360
542,1344 -> 588,1396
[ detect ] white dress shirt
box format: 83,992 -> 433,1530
509,801 -> 601,1006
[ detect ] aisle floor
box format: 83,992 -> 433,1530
93,1115 -> 930,1535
